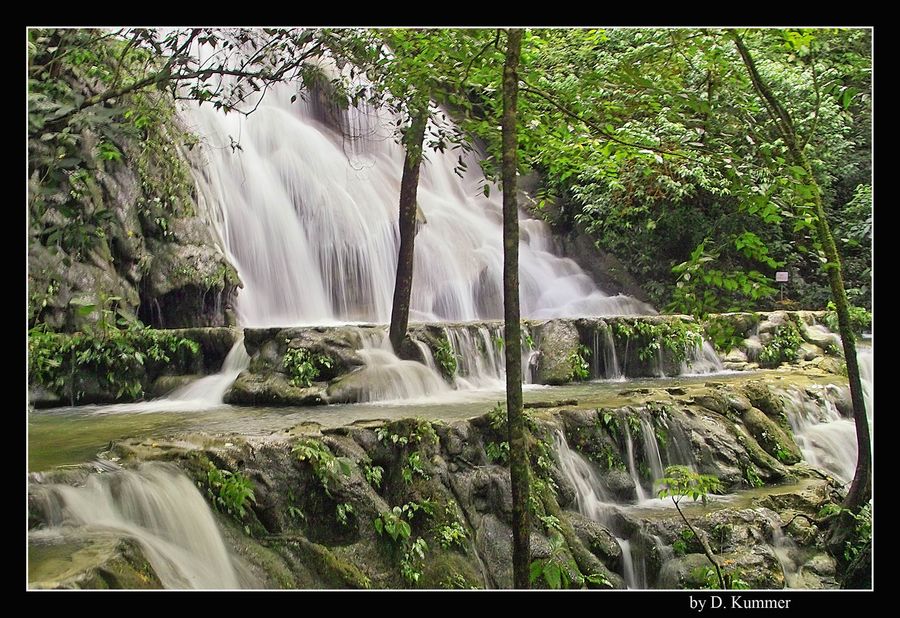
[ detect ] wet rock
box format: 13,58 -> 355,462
566,511 -> 622,571
29,533 -> 162,589
534,320 -> 581,385
225,371 -> 325,406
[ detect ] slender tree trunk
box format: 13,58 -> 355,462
730,31 -> 870,509
388,108 -> 428,356
502,28 -> 529,589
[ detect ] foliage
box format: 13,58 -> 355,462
402,451 -> 429,484
613,319 -> 703,365
691,566 -> 751,590
362,462 -> 384,488
656,465 -> 723,505
529,533 -> 611,589
376,418 -> 439,449
485,441 -> 510,465
673,529 -> 696,557
374,500 -> 435,585
336,502 -> 355,527
292,438 -> 352,496
28,320 -> 199,403
825,301 -> 871,336
741,463 -> 764,488
703,316 -> 752,354
758,321 -> 804,367
567,344 -> 591,381
843,503 -> 872,564
206,462 -> 256,522
437,520 -> 468,550
282,347 -> 334,387
434,335 -> 459,379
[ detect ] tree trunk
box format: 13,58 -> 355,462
388,108 -> 428,356
502,28 -> 529,590
730,31 -> 870,510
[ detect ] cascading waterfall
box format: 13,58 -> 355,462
29,463 -> 248,589
354,330 -> 451,402
681,341 -> 725,375
783,347 -> 873,484
553,429 -> 649,588
186,85 -> 654,328
442,323 -> 537,390
165,337 -> 250,405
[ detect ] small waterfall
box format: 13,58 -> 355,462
29,463 -> 246,589
784,389 -> 857,483
89,338 -> 250,414
354,331 -> 450,402
680,341 -> 725,375
622,421 -> 649,502
167,337 -> 250,404
783,347 -> 873,484
445,325 -> 505,390
590,322 -> 623,380
640,418 -> 666,487
553,430 -> 648,588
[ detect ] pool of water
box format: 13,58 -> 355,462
27,369 -> 823,472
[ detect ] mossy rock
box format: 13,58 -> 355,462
29,534 -> 162,589
740,407 -> 802,465
225,371 -> 326,406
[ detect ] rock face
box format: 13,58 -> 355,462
223,313 -> 844,407
29,90 -> 240,332
29,534 -> 162,589
534,320 -> 582,385
29,373 -> 853,589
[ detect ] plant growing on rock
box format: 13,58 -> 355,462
758,321 -> 803,367
206,462 -> 256,524
282,347 -> 334,387
567,344 -> 591,381
433,335 -> 458,379
292,438 -> 352,496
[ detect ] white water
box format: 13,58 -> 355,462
88,338 -> 250,414
783,347 -> 874,485
186,85 -> 654,328
553,429 -> 647,588
592,326 -> 623,380
30,463 -> 247,589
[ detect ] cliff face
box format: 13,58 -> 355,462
29,69 -> 240,332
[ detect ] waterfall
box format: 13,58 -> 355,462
166,337 -> 250,404
783,347 -> 874,484
29,463 -> 247,589
88,338 -> 250,414
353,330 -> 451,402
553,429 -> 648,588
186,84 -> 653,328
680,341 -> 725,375
622,421 -> 649,502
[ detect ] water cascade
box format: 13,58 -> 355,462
29,463 -> 248,589
553,429 -> 652,588
91,338 -> 250,414
187,85 -> 653,328
782,348 -> 874,485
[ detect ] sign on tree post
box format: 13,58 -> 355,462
775,271 -> 788,301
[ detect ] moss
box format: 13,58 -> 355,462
284,537 -> 372,589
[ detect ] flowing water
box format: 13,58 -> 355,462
783,347 -> 873,485
186,85 -> 654,328
29,463 -> 249,589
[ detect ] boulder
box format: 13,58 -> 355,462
534,320 -> 582,385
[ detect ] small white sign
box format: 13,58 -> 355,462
775,271 -> 789,283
